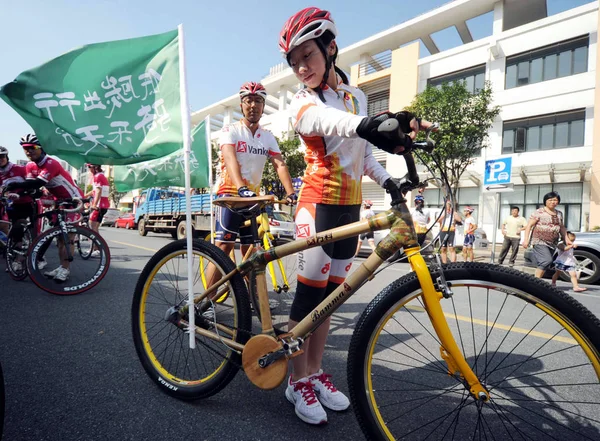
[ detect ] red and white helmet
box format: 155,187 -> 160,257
363,200 -> 373,208
239,82 -> 267,100
279,7 -> 337,56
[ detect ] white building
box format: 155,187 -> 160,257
191,0 -> 599,238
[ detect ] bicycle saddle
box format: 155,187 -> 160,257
213,195 -> 276,215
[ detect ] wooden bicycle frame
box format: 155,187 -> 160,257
193,201 -> 488,399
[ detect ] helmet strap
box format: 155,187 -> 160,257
313,38 -> 335,103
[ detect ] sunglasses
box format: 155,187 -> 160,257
0,155 -> 7,160
22,145 -> 40,151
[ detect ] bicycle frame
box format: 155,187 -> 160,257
191,200 -> 488,399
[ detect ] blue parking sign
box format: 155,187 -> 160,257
484,158 -> 512,186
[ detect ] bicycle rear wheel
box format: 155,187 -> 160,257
348,262 -> 600,441
249,237 -> 297,334
27,225 -> 110,295
5,221 -> 31,281
132,239 -> 252,400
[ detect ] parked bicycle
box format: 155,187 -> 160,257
131,124 -> 600,440
1,190 -> 110,295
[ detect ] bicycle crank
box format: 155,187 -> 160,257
242,334 -> 288,390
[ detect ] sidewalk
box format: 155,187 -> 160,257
472,243 -> 535,275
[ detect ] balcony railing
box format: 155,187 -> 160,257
358,50 -> 392,77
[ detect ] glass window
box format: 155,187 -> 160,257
540,124 -> 554,149
566,205 -> 581,231
530,58 -> 543,84
558,50 -> 572,77
502,129 -> 514,153
525,185 -> 541,204
544,54 -> 557,80
506,64 -> 517,89
573,46 -> 588,74
570,120 -> 584,146
517,61 -> 529,85
554,122 -> 568,147
526,126 -> 540,151
554,183 -> 583,203
465,76 -> 475,93
474,73 -> 485,91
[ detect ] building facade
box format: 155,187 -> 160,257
191,0 -> 598,238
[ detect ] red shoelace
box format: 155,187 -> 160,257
293,380 -> 319,405
312,372 -> 337,392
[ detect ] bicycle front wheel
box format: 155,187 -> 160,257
249,237 -> 297,334
76,231 -> 93,260
27,225 -> 110,295
348,262 -> 600,441
132,239 -> 252,400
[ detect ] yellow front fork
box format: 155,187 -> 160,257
406,246 -> 489,400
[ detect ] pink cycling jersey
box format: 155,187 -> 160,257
26,156 -> 83,200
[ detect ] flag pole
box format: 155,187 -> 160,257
205,115 -> 214,243
178,23 -> 196,349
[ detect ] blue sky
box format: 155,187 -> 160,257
0,0 -> 591,161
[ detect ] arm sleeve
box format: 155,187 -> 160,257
218,125 -> 235,148
291,90 -> 364,138
363,144 -> 391,186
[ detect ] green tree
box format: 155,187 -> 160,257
261,135 -> 305,200
108,177 -> 127,207
405,81 -> 500,200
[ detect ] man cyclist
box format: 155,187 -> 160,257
0,145 -> 42,272
85,163 -> 110,258
411,194 -> 431,247
4,134 -> 83,282
214,81 -> 297,259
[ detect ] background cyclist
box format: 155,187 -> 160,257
355,200 -> 375,256
213,81 -> 296,260
0,145 -> 41,272
279,7 -> 434,425
85,163 -> 110,258
5,134 -> 83,282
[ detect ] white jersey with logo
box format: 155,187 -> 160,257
291,76 -> 391,205
216,120 -> 281,195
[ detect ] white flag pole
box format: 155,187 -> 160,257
178,23 -> 196,349
206,115 -> 214,243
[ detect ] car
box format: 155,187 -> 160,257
524,231 -> 600,285
114,213 -> 136,229
100,208 -> 121,227
565,231 -> 600,285
268,210 -> 295,239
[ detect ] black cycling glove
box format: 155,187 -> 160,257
356,112 -> 413,154
286,193 -> 298,205
237,186 -> 256,198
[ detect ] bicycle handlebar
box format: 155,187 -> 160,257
59,198 -> 84,213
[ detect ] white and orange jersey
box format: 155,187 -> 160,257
216,121 -> 281,195
291,77 -> 391,206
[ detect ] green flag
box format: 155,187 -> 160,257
0,30 -> 181,168
112,120 -> 209,191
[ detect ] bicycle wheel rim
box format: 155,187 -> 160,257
6,227 -> 31,281
27,226 -> 110,295
137,249 -> 242,386
357,272 -> 600,440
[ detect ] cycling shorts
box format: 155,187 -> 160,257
90,208 -> 108,223
214,195 -> 253,245
295,202 -> 360,288
359,231 -> 374,240
440,231 -> 455,248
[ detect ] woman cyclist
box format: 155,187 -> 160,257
279,7 -> 435,425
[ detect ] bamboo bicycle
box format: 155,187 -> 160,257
202,200 -> 297,331
132,123 -> 600,440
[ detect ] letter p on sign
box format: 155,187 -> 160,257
484,158 -> 512,186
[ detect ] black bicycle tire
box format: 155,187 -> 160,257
348,262 -> 600,441
5,222 -> 31,281
131,239 -> 252,400
27,225 -> 110,295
